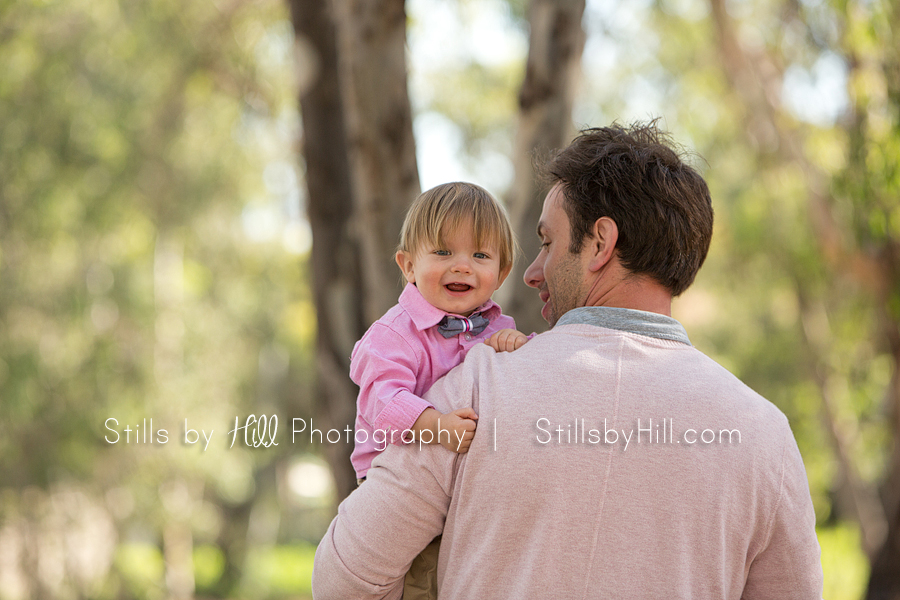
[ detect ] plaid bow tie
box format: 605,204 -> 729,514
437,313 -> 489,338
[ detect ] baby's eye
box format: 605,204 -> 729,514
474,252 -> 489,259
433,249 -> 450,256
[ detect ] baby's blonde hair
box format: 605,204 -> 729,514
398,182 -> 515,273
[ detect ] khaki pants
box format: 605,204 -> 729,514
403,535 -> 440,600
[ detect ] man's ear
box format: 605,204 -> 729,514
587,217 -> 618,272
395,251 -> 416,283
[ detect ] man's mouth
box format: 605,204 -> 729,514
539,288 -> 552,322
445,283 -> 473,292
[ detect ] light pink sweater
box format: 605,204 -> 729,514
313,308 -> 823,599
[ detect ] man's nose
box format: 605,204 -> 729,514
524,255 -> 543,288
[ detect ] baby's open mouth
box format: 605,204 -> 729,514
445,283 -> 473,292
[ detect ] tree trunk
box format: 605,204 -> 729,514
288,0 -> 363,502
288,0 -> 419,501
331,0 -> 419,325
869,350 -> 900,599
498,0 -> 586,335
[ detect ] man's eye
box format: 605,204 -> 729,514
540,241 -> 550,250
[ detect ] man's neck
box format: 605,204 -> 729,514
583,267 -> 673,317
603,281 -> 672,316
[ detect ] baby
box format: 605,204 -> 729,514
350,181 -> 528,479
348,181 -> 528,599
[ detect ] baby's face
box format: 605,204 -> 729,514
396,219 -> 509,316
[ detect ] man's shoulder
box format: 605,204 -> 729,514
691,348 -> 787,410
421,342 -> 505,414
450,329 -> 550,385
529,327 -> 793,439
671,346 -> 796,450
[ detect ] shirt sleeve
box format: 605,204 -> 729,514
350,323 -> 433,442
742,428 -> 824,599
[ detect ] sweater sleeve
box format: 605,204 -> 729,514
742,428 -> 824,599
350,324 -> 434,441
312,435 -> 456,599
312,350 -> 480,599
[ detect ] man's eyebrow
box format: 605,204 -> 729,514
536,221 -> 546,238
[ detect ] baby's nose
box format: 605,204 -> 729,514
451,256 -> 472,272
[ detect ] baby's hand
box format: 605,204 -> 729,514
436,408 -> 478,453
486,328 -> 528,352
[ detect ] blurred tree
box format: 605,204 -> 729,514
837,2 -> 900,595
499,0 -> 586,336
0,0 -> 310,597
329,0 -> 421,326
288,0 -> 419,500
699,0 -> 900,592
286,0 -> 363,503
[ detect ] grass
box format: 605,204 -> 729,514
113,523 -> 867,599
819,523 -> 868,600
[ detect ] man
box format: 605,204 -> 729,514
312,122 -> 823,599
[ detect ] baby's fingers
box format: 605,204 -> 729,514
503,333 -> 524,352
486,329 -> 528,352
485,331 -> 505,352
454,433 -> 474,453
511,334 -> 527,350
452,407 -> 479,421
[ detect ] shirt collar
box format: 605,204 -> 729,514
555,306 -> 691,346
398,283 -> 501,332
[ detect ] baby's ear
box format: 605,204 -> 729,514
496,263 -> 512,289
395,251 -> 416,284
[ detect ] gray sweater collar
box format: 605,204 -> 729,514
555,306 -> 691,346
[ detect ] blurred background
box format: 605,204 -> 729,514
0,0 -> 897,598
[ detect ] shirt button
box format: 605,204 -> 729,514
465,334 -> 471,341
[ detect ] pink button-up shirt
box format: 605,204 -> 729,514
349,283 -> 516,478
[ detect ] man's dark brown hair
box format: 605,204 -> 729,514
543,121 -> 714,296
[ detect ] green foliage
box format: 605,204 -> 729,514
819,523 -> 870,600
244,543 -> 317,597
112,542 -> 315,600
194,544 -> 227,593
0,0 -> 318,596
114,543 -> 166,600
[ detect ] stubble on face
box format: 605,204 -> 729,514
534,185 -> 588,328
544,248 -> 586,328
